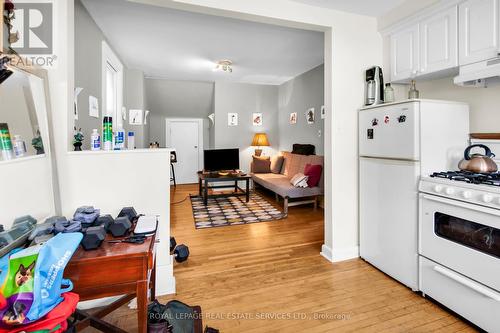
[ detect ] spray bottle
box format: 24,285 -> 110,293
0,123 -> 14,160
102,116 -> 113,151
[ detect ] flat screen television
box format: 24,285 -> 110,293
204,148 -> 240,171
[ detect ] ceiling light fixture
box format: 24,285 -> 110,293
214,59 -> 233,73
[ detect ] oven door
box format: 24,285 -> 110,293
420,193 -> 500,292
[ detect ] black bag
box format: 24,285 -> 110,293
148,300 -> 173,333
148,300 -> 202,333
292,144 -> 315,156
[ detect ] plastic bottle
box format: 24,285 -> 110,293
13,135 -> 27,158
384,83 -> 395,103
114,126 -> 125,150
90,129 -> 101,151
0,123 -> 14,161
128,132 -> 135,150
102,116 -> 113,151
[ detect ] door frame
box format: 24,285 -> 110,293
165,118 -> 204,174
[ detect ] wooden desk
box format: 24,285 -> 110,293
65,234 -> 156,333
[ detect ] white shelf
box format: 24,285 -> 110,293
0,154 -> 47,166
67,148 -> 172,156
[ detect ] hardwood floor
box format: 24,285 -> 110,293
84,184 -> 476,332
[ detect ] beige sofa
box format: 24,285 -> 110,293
251,152 -> 324,214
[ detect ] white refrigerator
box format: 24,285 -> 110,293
358,100 -> 469,291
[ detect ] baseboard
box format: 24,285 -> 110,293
320,244 -> 333,262
321,244 -> 359,263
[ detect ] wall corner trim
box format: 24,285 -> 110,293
320,244 -> 333,262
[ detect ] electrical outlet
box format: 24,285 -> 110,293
318,130 -> 322,137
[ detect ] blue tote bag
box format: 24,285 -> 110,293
0,232 -> 82,326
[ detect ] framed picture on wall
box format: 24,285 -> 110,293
289,112 -> 297,125
252,113 -> 263,126
306,108 -> 315,124
321,105 -> 326,119
129,109 -> 143,125
228,113 -> 238,126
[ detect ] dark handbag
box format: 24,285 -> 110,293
148,300 -> 203,333
292,144 -> 315,156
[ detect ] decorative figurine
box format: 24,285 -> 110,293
31,130 -> 44,155
73,127 -> 84,151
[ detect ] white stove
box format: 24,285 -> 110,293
418,172 -> 500,332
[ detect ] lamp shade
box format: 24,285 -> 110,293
251,133 -> 270,147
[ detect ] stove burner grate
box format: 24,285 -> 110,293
430,171 -> 500,186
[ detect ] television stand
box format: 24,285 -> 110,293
197,171 -> 251,205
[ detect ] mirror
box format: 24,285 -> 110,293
0,66 -> 45,161
0,61 -> 56,232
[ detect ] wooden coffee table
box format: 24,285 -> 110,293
198,171 -> 251,205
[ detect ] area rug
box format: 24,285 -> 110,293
190,192 -> 286,229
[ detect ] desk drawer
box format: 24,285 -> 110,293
419,256 -> 500,332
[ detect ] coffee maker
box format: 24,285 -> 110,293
365,66 -> 384,106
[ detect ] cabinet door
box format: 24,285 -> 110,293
420,6 -> 458,74
459,0 -> 499,65
390,24 -> 419,82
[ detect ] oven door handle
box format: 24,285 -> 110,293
433,265 -> 500,302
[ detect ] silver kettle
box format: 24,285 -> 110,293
458,144 -> 498,173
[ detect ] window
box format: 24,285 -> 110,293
102,41 -> 123,128
434,212 -> 500,258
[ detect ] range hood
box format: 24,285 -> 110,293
454,57 -> 500,87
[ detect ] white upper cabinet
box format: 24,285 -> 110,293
390,25 -> 419,82
459,0 -> 499,65
420,6 -> 459,74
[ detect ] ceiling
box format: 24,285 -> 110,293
291,0 -> 407,17
81,0 -> 324,85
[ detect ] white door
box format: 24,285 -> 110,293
459,0 -> 500,65
359,157 -> 420,290
390,24 -> 419,82
167,120 -> 202,184
420,6 -> 459,74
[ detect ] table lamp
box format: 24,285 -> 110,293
251,133 -> 270,157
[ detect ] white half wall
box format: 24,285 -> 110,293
60,149 -> 173,295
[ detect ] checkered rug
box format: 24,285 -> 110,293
190,192 -> 286,229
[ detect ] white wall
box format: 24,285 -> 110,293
379,0 -> 500,134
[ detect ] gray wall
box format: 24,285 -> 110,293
145,79 -> 214,148
278,65 -> 324,154
124,69 -> 148,148
214,82 -> 279,173
74,0 -> 103,146
75,0 -> 148,149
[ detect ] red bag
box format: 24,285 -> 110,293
0,292 -> 79,333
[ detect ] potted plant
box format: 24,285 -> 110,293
73,128 -> 84,151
